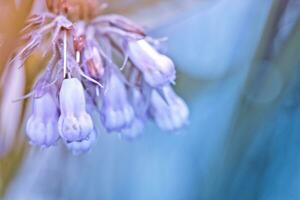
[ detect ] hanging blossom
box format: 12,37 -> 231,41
9,0 -> 189,155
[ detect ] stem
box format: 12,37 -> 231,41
63,30 -> 67,78
76,51 -> 81,63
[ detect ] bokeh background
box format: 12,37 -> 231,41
1,0 -> 300,199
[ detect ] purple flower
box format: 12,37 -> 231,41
118,84 -> 149,139
128,86 -> 149,117
66,131 -> 96,155
26,92 -> 59,147
101,70 -> 134,132
58,78 -> 94,142
120,118 -> 144,140
150,85 -> 189,131
7,6 -> 189,155
125,39 -> 176,88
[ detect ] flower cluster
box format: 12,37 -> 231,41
11,1 -> 189,155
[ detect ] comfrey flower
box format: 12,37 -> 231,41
26,92 -> 59,147
101,68 -> 135,132
124,39 -> 176,88
120,71 -> 150,139
150,85 -> 189,131
7,0 -> 189,155
58,78 -> 94,142
120,118 -> 144,140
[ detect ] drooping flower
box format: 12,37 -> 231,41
5,0 -> 189,155
128,84 -> 150,117
58,78 -> 94,142
120,118 -> 144,140
101,68 -> 134,132
119,78 -> 150,139
125,39 -> 176,88
26,92 -> 59,147
150,85 -> 189,131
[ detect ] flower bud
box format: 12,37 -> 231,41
26,93 -> 59,147
83,42 -> 105,79
126,39 -> 176,87
150,86 -> 189,131
58,78 -> 93,142
73,21 -> 86,52
101,71 -> 134,132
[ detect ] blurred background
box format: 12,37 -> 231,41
1,0 -> 300,199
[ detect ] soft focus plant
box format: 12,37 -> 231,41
1,0 -> 189,156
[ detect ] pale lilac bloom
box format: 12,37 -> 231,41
101,69 -> 134,132
66,131 -> 96,156
119,88 -> 146,139
129,85 -> 150,116
26,92 -> 59,147
125,39 -> 176,88
150,85 -> 189,131
118,81 -> 151,139
5,2 -> 189,155
120,118 -> 144,140
58,78 -> 94,142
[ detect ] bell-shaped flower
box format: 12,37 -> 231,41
128,86 -> 148,116
119,83 -> 151,139
58,78 -> 94,142
26,92 -> 59,147
126,39 -> 176,88
66,131 -> 96,156
120,118 -> 144,140
150,85 -> 189,131
119,80 -> 150,139
101,70 -> 134,132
